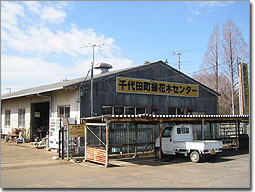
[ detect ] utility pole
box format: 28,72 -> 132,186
81,43 -> 104,117
6,88 -> 11,94
90,44 -> 96,117
173,51 -> 182,71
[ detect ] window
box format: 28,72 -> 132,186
162,127 -> 172,137
58,106 -> 70,118
177,108 -> 185,115
103,106 -> 146,115
5,110 -> 10,126
168,108 -> 176,115
168,107 -> 185,115
186,127 -> 189,134
114,107 -> 124,115
102,106 -> 113,115
18,109 -> 25,127
136,107 -> 146,115
125,107 -> 135,115
192,111 -> 207,115
181,126 -> 186,134
177,126 -> 189,134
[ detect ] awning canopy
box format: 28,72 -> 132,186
82,114 -> 249,124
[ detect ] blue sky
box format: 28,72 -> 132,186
1,1 -> 250,94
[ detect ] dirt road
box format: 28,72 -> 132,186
1,141 -> 250,188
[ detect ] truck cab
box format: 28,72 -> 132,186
156,124 -> 223,163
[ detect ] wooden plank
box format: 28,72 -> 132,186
85,123 -> 106,126
86,146 -> 107,165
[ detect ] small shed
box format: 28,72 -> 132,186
83,114 -> 249,167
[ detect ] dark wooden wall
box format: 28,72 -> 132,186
80,62 -> 218,117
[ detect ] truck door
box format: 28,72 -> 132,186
162,127 -> 174,153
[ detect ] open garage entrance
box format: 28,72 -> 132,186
30,102 -> 49,141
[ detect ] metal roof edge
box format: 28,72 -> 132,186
158,61 -> 221,97
82,114 -> 249,120
1,87 -> 63,100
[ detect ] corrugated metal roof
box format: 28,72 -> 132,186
1,61 -> 220,100
82,114 -> 249,123
84,114 -> 249,119
1,77 -> 85,100
110,114 -> 249,118
1,63 -> 149,100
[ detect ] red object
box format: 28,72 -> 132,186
187,107 -> 193,112
203,149 -> 209,153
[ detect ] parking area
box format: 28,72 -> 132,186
1,141 -> 250,188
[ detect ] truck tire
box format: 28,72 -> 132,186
155,148 -> 166,159
190,151 -> 200,163
155,148 -> 160,159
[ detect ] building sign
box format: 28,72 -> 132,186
35,112 -> 40,117
69,124 -> 85,138
242,63 -> 249,108
116,77 -> 199,97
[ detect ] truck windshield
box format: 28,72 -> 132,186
162,127 -> 172,137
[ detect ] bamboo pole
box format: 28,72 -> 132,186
105,122 -> 109,167
235,121 -> 239,150
152,125 -> 155,153
202,119 -> 205,140
235,120 -> 238,151
135,123 -> 138,157
84,123 -> 87,162
209,122 -> 213,139
159,121 -> 162,160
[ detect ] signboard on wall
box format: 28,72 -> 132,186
69,124 -> 85,138
116,77 -> 199,97
49,118 -> 60,149
242,63 -> 249,108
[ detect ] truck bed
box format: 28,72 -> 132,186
174,140 -> 223,152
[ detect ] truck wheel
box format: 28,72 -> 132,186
190,151 -> 200,163
155,148 -> 160,159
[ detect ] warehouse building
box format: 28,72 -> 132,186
1,61 -> 220,142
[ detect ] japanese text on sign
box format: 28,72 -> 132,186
69,124 -> 85,138
242,63 -> 249,108
117,77 -> 199,97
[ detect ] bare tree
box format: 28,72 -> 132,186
194,20 -> 249,115
201,24 -> 220,92
193,72 -> 234,114
222,20 -> 249,115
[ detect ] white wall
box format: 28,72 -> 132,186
1,88 -> 80,137
51,88 -> 80,122
1,96 -> 49,135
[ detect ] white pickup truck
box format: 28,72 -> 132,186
155,124 -> 223,163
